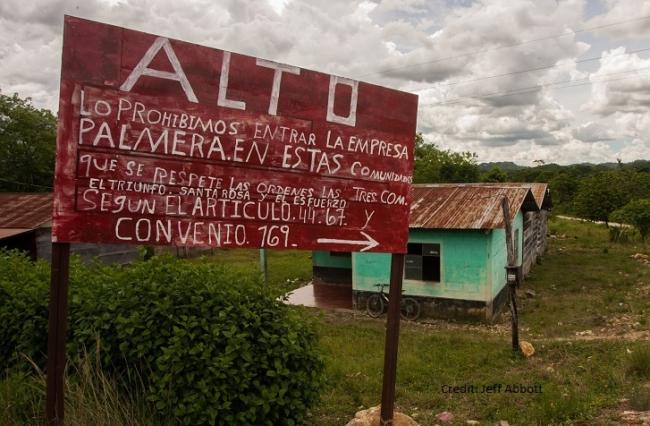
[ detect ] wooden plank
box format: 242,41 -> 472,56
380,253 -> 405,425
45,243 -> 70,425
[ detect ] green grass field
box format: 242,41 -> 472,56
2,217 -> 649,424
193,248 -> 313,292
312,313 -> 650,425
307,217 -> 650,425
518,219 -> 650,339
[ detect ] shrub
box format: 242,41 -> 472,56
608,226 -> 630,244
610,199 -> 650,242
0,250 -> 50,368
0,250 -> 323,425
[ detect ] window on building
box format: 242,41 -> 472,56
404,243 -> 441,282
330,251 -> 351,258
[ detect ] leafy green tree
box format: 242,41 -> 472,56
573,172 -> 626,222
477,154 -> 649,215
481,166 -> 507,182
549,172 -> 579,207
610,199 -> 650,242
573,170 -> 646,222
0,93 -> 56,192
413,133 -> 479,183
630,160 -> 650,173
633,172 -> 650,199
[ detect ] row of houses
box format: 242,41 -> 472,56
312,183 -> 551,320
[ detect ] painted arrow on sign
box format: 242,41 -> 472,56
316,231 -> 379,252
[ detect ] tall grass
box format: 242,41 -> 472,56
626,345 -> 650,379
1,354 -> 158,426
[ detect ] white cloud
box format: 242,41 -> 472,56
584,47 -> 650,115
614,111 -> 650,138
267,0 -> 291,15
376,0 -> 586,90
586,0 -> 650,40
573,121 -> 615,142
0,0 -> 648,165
616,138 -> 650,162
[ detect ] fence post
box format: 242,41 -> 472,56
380,253 -> 405,424
46,242 -> 71,425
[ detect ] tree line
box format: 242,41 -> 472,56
508,162 -> 650,241
0,93 -> 56,192
413,132 -> 650,240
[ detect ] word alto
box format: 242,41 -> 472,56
120,37 -> 360,127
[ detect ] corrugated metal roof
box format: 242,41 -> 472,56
527,183 -> 552,210
0,193 -> 52,229
416,182 -> 551,210
410,184 -> 539,230
474,182 -> 550,209
0,228 -> 32,239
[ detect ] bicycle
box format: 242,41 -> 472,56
366,283 -> 421,321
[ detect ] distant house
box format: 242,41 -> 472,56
0,193 -> 138,263
312,183 -> 550,320
520,183 -> 552,275
421,182 -> 552,276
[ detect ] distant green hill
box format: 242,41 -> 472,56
480,160 -> 650,173
478,162 -> 527,172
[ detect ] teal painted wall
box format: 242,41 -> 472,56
353,229 -> 490,302
313,250 -> 352,269
487,211 -> 524,298
351,211 -> 525,303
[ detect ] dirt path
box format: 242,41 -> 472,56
555,214 -> 632,228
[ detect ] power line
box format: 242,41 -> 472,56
358,14 -> 650,78
414,46 -> 650,90
426,66 -> 650,106
432,69 -> 650,106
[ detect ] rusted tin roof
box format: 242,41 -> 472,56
0,228 -> 32,239
526,183 -> 552,210
419,182 -> 551,210
410,184 -> 539,230
469,182 -> 551,210
0,193 -> 53,229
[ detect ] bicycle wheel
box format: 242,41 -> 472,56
366,293 -> 385,318
400,298 -> 421,321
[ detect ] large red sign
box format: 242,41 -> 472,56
52,16 -> 418,253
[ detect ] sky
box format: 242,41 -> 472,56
1,0 -> 650,166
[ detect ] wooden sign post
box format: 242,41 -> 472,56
48,16 -> 418,424
45,243 -> 70,424
380,253 -> 405,424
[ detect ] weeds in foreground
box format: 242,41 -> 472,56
626,345 -> 650,379
630,385 -> 650,411
1,354 -> 157,426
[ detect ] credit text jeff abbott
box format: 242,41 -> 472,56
441,383 -> 542,394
